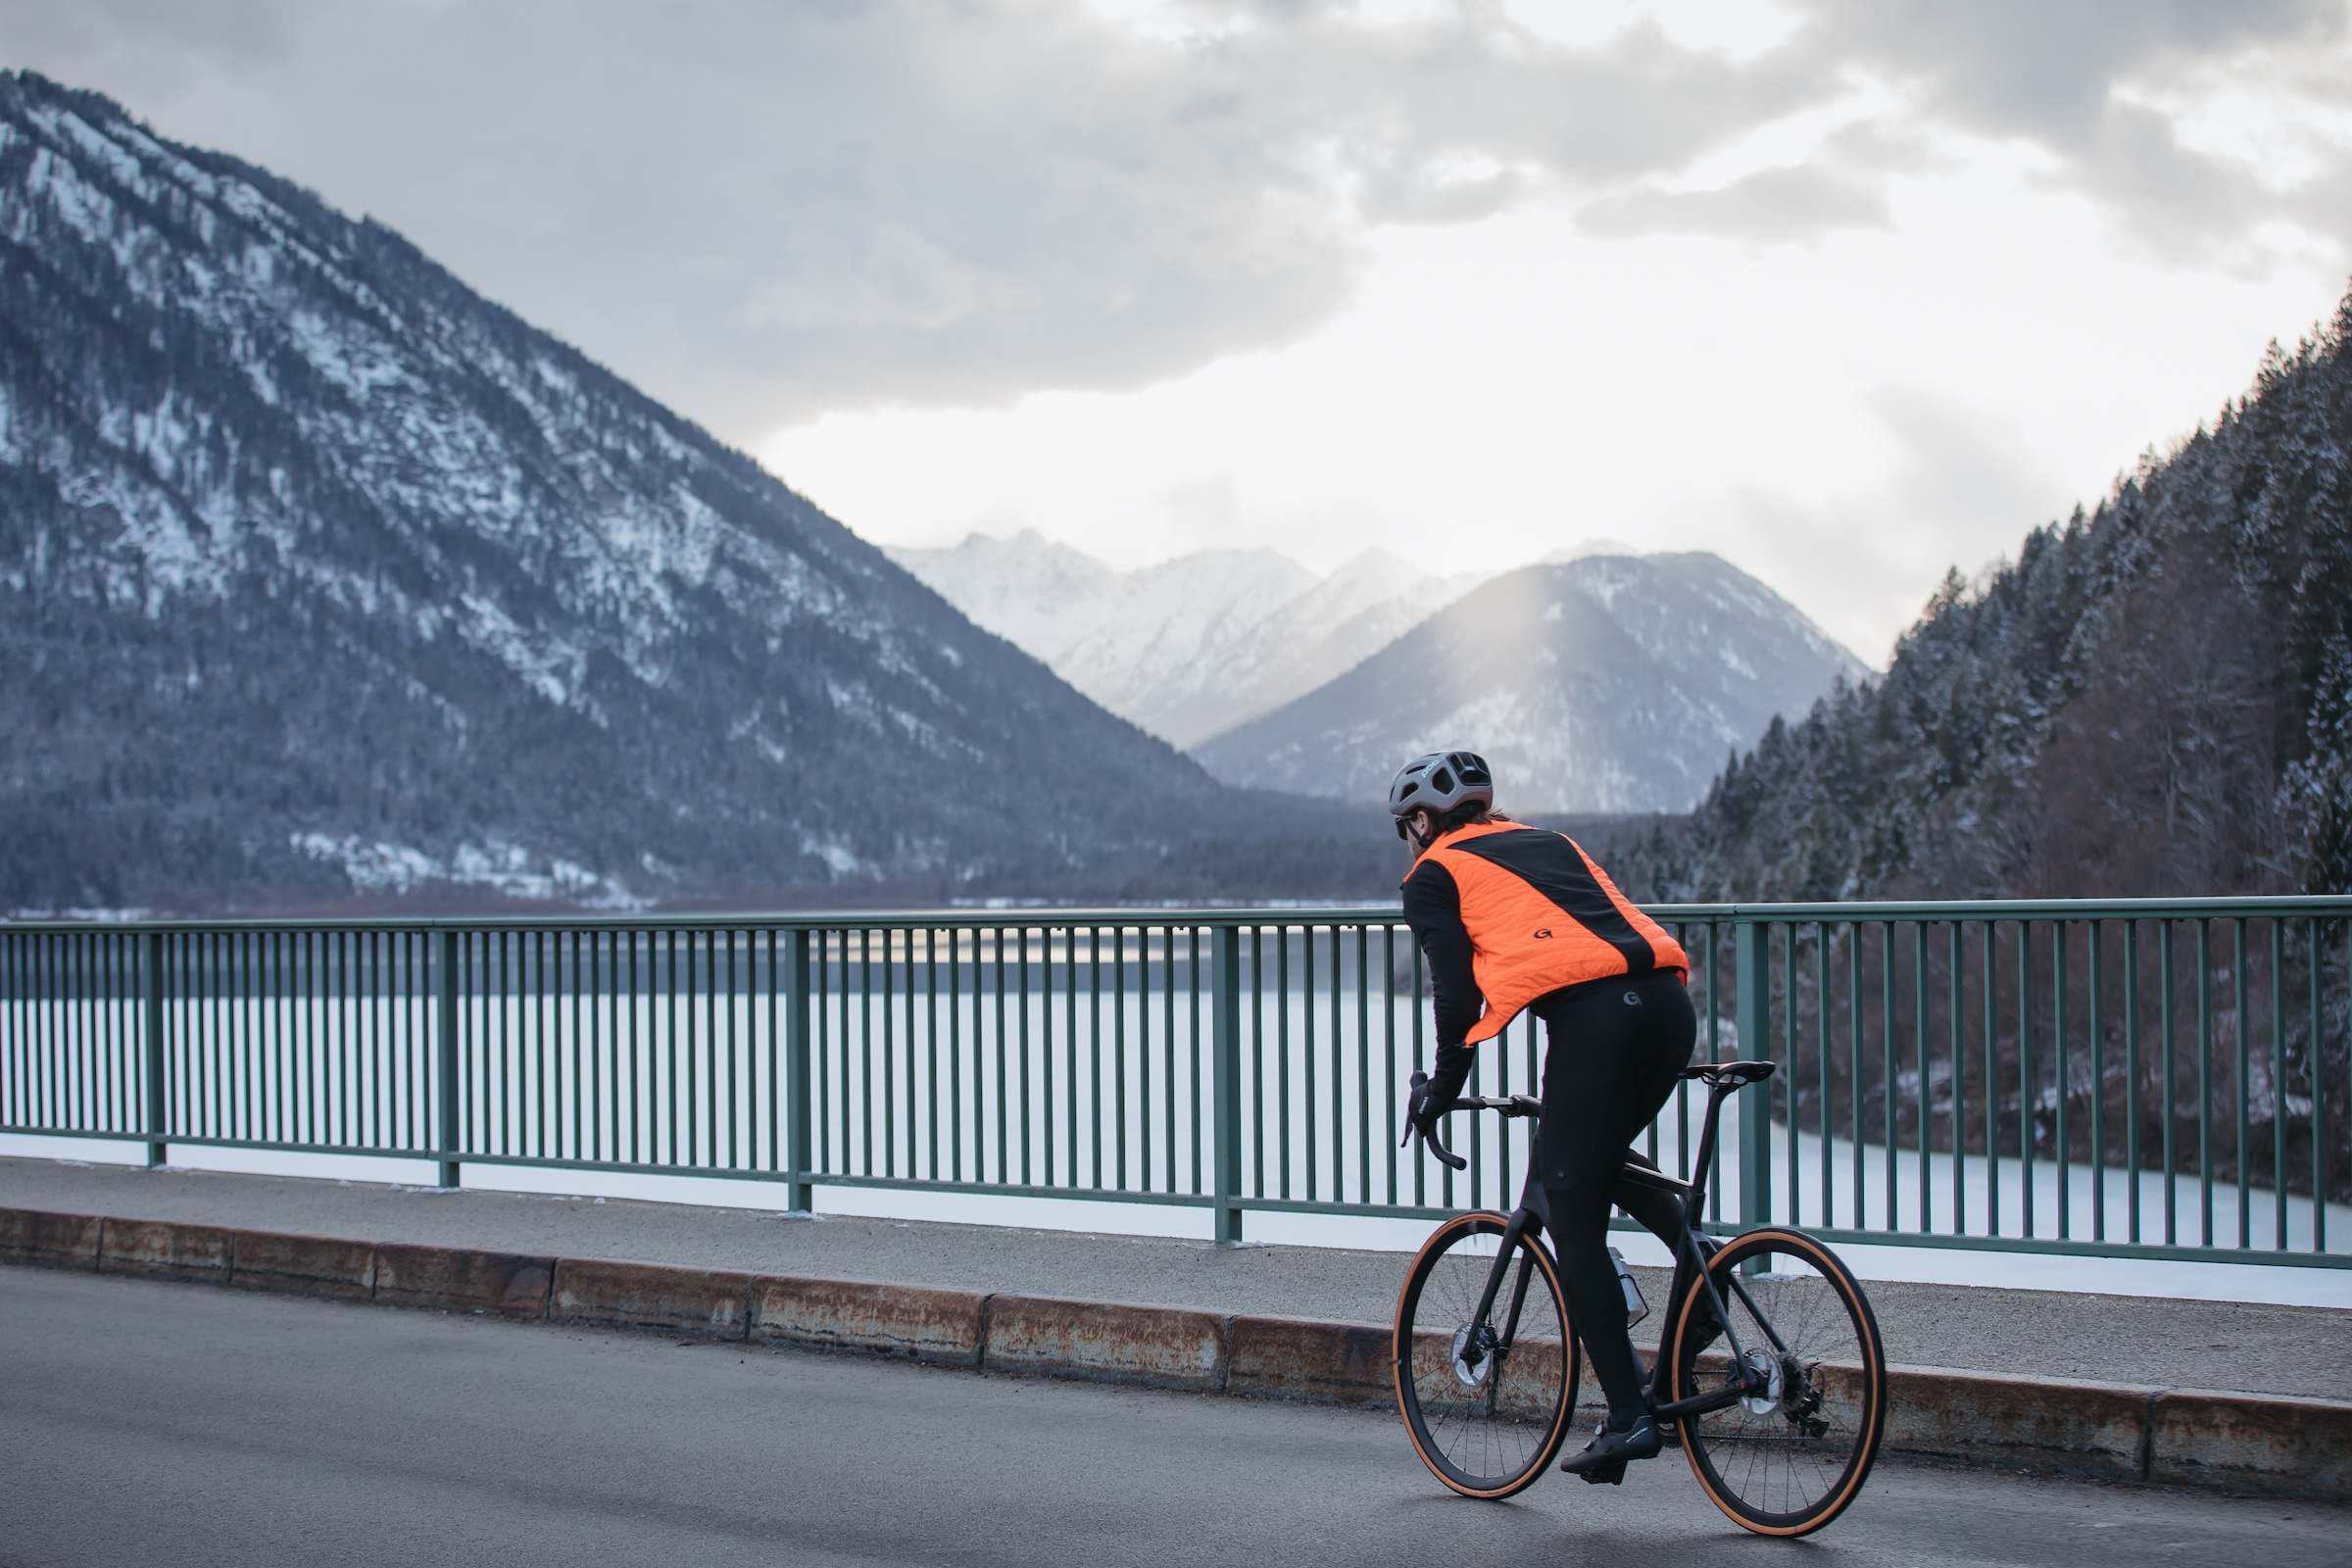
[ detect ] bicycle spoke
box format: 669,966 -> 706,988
1396,1214 -> 1578,1497
1674,1229 -> 1885,1536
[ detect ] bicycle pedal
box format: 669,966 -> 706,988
1580,1460 -> 1628,1486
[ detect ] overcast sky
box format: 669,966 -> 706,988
9,1 -> 2352,660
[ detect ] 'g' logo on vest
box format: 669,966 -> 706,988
1533,928 -> 1552,939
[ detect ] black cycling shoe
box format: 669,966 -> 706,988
1560,1412 -> 1662,1478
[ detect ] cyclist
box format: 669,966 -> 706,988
1394,751 -> 1698,1483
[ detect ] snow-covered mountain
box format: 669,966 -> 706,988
0,74 -> 1390,909
873,529 -> 1123,673
888,533 -> 1490,747
1192,554 -> 1872,813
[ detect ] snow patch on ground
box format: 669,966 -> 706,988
291,834 -> 648,908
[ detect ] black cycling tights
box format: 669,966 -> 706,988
1531,970 -> 1697,1422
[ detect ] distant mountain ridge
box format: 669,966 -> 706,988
887,532 -> 1488,748
897,533 -> 1866,814
0,73 -> 1390,910
1194,553 -> 1871,813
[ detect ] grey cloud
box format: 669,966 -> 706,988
1784,0 -> 2352,258
1577,163 -> 1887,243
1569,118 -> 1929,244
1788,0 -> 2336,149
0,0 -> 1828,432
1573,3 -> 2352,257
2,0 -> 2336,432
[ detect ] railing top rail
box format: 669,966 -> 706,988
0,905 -> 1404,935
2,893 -> 2349,935
1649,894 -> 2352,921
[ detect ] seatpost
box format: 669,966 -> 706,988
1687,1079 -> 1733,1216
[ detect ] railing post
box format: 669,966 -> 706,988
1735,918 -> 1773,1231
786,927 -> 813,1214
434,929 -> 461,1190
1211,923 -> 1244,1245
141,930 -> 167,1168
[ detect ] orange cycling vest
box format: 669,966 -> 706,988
1408,820 -> 1689,1045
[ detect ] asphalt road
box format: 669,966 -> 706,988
1,1269 -> 2341,1568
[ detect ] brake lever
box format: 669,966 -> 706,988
1401,1070 -> 1469,1171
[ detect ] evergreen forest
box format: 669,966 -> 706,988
1610,288 -> 2352,905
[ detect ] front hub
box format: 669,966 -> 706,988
1450,1322 -> 1499,1391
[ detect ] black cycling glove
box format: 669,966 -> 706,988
1408,1042 -> 1475,1144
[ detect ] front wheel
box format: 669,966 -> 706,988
1668,1227 -> 1886,1537
1394,1212 -> 1580,1499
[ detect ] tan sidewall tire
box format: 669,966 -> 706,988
1393,1212 -> 1579,1499
1669,1228 -> 1886,1537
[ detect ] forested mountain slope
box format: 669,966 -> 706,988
1611,299 -> 2352,901
0,73 -> 1386,910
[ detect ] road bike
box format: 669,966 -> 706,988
1393,1059 -> 1888,1537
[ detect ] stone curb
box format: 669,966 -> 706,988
551,1258 -> 755,1339
1884,1363 -> 2160,1483
229,1229 -> 376,1300
986,1294 -> 1227,1391
374,1241 -> 553,1316
99,1216 -> 231,1283
1227,1314 -> 1395,1405
0,1206 -> 101,1268
2150,1388 -> 2352,1496
2,1204 -> 2343,1498
754,1275 -> 987,1364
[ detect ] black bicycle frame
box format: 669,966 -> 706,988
1455,1070 -> 1773,1421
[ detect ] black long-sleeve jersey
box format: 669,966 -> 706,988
1400,854 -> 1485,1051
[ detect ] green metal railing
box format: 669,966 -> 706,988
3,899 -> 2347,1263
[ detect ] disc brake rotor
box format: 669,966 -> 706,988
1450,1322 -> 1497,1391
1737,1348 -> 1785,1416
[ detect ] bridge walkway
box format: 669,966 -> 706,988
5,1153 -> 2345,1401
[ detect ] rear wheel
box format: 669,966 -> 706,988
1668,1227 -> 1886,1537
1394,1212 -> 1580,1498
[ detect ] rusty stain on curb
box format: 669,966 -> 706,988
372,1242 -> 552,1317
230,1229 -> 376,1300
2150,1388 -> 2352,1496
754,1275 -> 986,1364
550,1258 -> 754,1339
2,1204 -> 2344,1498
98,1217 -> 231,1283
984,1294 -> 1228,1391
1227,1315 -> 1392,1405
1884,1363 -> 2160,1483
0,1207 -> 102,1269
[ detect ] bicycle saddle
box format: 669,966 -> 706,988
1678,1059 -> 1776,1087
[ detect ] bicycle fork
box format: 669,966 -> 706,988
1460,1208 -> 1545,1413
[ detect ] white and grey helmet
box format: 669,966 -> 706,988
1388,751 -> 1494,838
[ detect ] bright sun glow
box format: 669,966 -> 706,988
768,122 -> 2342,663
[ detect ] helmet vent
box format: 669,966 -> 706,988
1386,749 -> 1495,822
